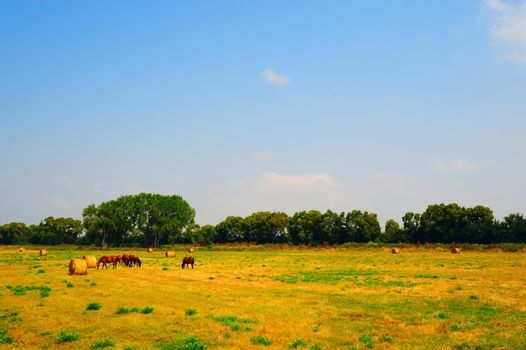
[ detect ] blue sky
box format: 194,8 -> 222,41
1,0 -> 525,226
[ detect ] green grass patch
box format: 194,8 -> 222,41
414,274 -> 438,279
380,335 -> 393,343
0,329 -> 13,344
91,338 -> 114,348
184,336 -> 205,350
141,306 -> 154,314
251,336 -> 272,346
87,302 -> 102,311
56,331 -> 80,343
289,338 -> 308,348
273,268 -> 387,285
116,307 -> 129,314
186,309 -> 197,316
6,285 -> 50,297
208,314 -> 256,331
359,334 -> 374,348
438,312 -> 450,319
0,311 -> 23,322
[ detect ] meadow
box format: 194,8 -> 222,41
0,245 -> 525,349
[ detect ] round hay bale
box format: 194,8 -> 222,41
188,247 -> 194,253
69,259 -> 88,275
82,255 -> 97,268
391,248 -> 400,254
39,249 -> 48,256
165,251 -> 176,258
18,247 -> 26,253
451,247 -> 461,254
147,247 -> 153,253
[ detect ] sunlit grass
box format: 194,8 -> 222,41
0,245 -> 525,348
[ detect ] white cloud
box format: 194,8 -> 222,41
50,196 -> 73,210
262,68 -> 290,87
231,171 -> 335,192
486,0 -> 510,11
430,158 -> 477,173
485,0 -> 526,67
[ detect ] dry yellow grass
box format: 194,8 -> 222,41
0,246 -> 525,349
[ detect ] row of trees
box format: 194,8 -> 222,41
0,217 -> 82,245
1,194 -> 525,246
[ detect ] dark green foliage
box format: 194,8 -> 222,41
414,274 -> 438,279
359,334 -> 374,348
185,309 -> 197,316
251,336 -> 272,346
116,307 -> 129,314
470,295 -> 480,300
289,338 -> 308,348
380,335 -> 393,343
310,345 -> 322,350
56,331 -> 80,343
86,302 -> 101,311
91,338 -> 114,348
140,306 -> 154,314
0,329 -> 13,344
184,336 -> 205,350
81,193 -> 195,247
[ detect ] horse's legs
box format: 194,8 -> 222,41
191,263 -> 194,269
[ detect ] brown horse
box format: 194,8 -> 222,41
122,254 -> 141,267
97,256 -> 118,269
182,257 -> 194,269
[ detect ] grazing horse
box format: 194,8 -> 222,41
124,255 -> 141,267
182,257 -> 194,269
97,256 -> 118,269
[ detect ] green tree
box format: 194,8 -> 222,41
215,216 -> 245,243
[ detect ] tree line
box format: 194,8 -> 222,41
1,194 -> 525,246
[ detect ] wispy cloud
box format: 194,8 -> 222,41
262,68 -> 290,87
485,0 -> 526,67
430,158 -> 477,173
50,196 -> 73,210
231,171 -> 335,192
53,176 -> 76,190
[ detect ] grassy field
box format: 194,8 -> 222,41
0,245 -> 525,349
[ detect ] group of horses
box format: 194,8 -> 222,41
96,253 -> 195,270
97,254 -> 142,269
